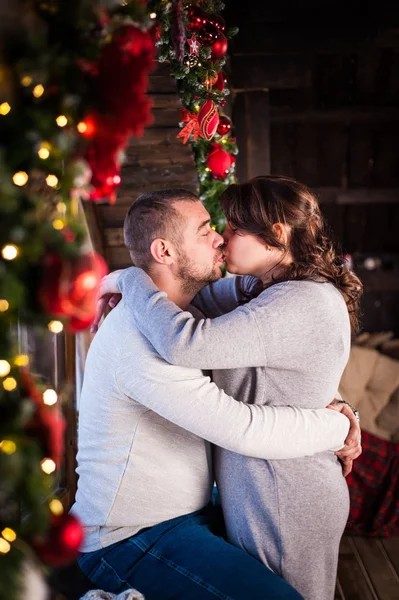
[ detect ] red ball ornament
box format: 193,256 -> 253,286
208,14 -> 226,32
34,513 -> 84,567
39,251 -> 108,332
217,116 -> 232,136
211,32 -> 228,60
196,22 -> 219,46
187,7 -> 208,32
207,144 -> 236,180
198,100 -> 219,141
215,71 -> 227,91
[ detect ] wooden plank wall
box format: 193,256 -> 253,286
225,0 -> 399,334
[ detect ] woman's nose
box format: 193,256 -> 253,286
222,229 -> 231,244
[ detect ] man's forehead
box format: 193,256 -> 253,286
175,200 -> 211,224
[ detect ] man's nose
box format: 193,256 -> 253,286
213,231 -> 225,247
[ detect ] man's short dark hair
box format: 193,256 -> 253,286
124,188 -> 200,269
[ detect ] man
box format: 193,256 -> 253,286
72,189 -> 360,600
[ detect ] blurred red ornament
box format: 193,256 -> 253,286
210,32 -> 228,59
217,116 -> 232,136
186,7 -> 208,32
207,143 -> 236,179
220,99 -> 227,107
150,22 -> 162,43
80,23 -> 155,202
79,116 -> 96,138
196,22 -> 219,46
39,251 -> 108,332
215,71 -> 227,91
34,513 -> 84,567
198,100 -> 219,141
208,14 -> 226,32
21,368 -> 65,468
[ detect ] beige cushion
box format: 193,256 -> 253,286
339,346 -> 399,441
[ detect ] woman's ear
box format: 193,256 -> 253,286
273,222 -> 290,245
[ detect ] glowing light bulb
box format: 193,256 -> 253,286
33,84 -> 44,98
0,103 -> 11,116
56,115 -> 68,127
48,320 -> 63,333
41,458 -> 56,474
0,440 -> 17,455
49,499 -> 64,516
77,118 -> 95,137
38,147 -> 50,159
1,528 -> 16,542
3,377 -> 17,391
52,219 -> 64,230
21,76 -> 33,87
12,171 -> 28,186
43,389 -> 58,406
0,539 -> 10,554
150,12 -> 157,18
2,245 -> 19,260
14,354 -> 29,367
0,300 -> 9,312
46,174 -> 58,187
0,361 -> 11,377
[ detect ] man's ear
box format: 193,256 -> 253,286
150,238 -> 176,265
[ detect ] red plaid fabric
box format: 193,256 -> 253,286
345,430 -> 399,536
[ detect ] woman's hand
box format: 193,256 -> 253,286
327,399 -> 362,477
91,270 -> 124,333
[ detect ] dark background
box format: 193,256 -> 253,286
224,0 -> 399,334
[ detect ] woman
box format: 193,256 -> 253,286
97,176 -> 362,600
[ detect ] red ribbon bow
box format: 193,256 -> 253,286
177,108 -> 201,144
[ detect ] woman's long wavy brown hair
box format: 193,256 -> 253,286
220,175 -> 363,333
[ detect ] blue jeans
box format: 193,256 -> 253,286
78,505 -> 303,600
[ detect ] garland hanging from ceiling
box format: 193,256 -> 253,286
155,0 -> 239,231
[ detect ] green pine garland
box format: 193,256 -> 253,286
155,0 -> 239,232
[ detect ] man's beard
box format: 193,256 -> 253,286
176,251 -> 222,296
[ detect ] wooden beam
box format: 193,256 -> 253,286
359,270 -> 399,293
234,91 -> 271,181
271,106 -> 399,124
82,201 -> 106,257
314,187 -> 399,204
231,54 -> 312,91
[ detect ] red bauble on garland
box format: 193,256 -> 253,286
198,100 -> 219,141
39,251 -> 108,332
210,32 -> 228,60
215,71 -> 227,91
186,7 -> 208,32
196,22 -> 219,46
34,513 -> 84,567
217,116 -> 232,136
207,143 -> 236,179
208,14 -> 226,32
